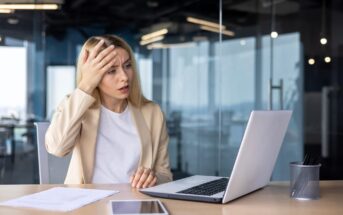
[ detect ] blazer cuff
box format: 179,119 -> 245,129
156,171 -> 173,185
72,88 -> 97,110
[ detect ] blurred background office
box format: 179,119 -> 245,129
0,0 -> 342,184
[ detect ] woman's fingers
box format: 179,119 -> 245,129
97,49 -> 118,72
83,46 -> 118,78
136,168 -> 151,188
142,172 -> 156,188
131,167 -> 157,188
88,39 -> 104,60
82,50 -> 89,64
92,45 -> 115,65
148,177 -> 157,187
78,40 -> 118,94
131,167 -> 144,187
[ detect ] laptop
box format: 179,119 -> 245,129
140,110 -> 292,203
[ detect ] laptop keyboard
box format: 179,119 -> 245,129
177,178 -> 229,196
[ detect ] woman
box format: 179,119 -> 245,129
45,35 -> 172,188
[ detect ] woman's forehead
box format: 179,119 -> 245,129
115,47 -> 130,61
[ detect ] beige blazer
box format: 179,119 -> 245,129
45,88 -> 173,184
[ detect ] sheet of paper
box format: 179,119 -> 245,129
0,187 -> 118,212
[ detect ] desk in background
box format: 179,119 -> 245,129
0,181 -> 342,215
0,122 -> 35,163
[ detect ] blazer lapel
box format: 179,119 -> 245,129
129,102 -> 153,169
79,90 -> 101,183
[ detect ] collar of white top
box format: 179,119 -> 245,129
100,104 -> 129,116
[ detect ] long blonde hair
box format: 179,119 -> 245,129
76,35 -> 149,107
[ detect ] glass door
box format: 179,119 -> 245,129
262,33 -> 303,180
220,1 -> 303,180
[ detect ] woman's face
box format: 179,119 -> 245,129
98,47 -> 133,103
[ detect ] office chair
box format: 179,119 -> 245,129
34,122 -> 71,184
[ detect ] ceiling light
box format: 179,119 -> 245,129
324,56 -> 331,63
320,0 -> 327,47
308,58 -> 315,65
141,29 -> 168,41
0,8 -> 13,13
200,25 -> 234,37
320,37 -> 327,45
187,17 -> 225,30
7,18 -> 19,25
271,31 -> 278,38
0,4 -> 59,10
147,42 -> 195,50
0,36 -> 2,42
140,36 -> 164,46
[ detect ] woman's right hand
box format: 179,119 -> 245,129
78,40 -> 118,94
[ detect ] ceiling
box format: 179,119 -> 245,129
0,0 -> 338,45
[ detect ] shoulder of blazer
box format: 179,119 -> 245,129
140,101 -> 164,121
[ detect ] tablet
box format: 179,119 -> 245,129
109,199 -> 168,215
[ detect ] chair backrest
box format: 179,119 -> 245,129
34,122 -> 71,184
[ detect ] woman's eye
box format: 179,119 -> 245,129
107,69 -> 116,74
125,63 -> 132,69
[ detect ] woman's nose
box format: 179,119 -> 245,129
118,67 -> 128,81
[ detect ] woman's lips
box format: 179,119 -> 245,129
118,85 -> 129,93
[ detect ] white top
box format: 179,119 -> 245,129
91,105 -> 141,184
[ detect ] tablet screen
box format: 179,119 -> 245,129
111,200 -> 167,214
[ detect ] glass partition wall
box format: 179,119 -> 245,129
221,1 -> 304,180
136,0 -> 303,179
1,0 -> 343,183
0,10 -> 45,183
136,1 -> 224,178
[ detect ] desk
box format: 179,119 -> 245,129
0,181 -> 342,215
0,123 -> 35,163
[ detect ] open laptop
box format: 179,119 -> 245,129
140,110 -> 292,203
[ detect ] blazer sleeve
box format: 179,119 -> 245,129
154,108 -> 173,184
45,88 -> 96,157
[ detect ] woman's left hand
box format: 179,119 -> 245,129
130,167 -> 157,188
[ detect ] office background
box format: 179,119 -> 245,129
0,0 -> 342,184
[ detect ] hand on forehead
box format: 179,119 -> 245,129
111,47 -> 130,67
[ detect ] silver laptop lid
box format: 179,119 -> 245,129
223,110 -> 292,203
